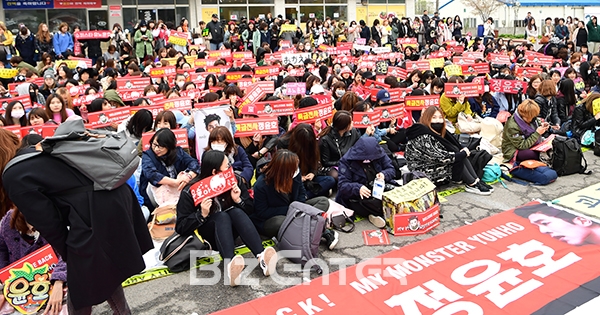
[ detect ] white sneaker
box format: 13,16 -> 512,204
465,182 -> 491,196
227,255 -> 245,286
258,247 -> 277,277
369,215 -> 386,229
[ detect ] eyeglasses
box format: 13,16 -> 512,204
152,142 -> 165,150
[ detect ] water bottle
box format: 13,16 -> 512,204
372,178 -> 385,200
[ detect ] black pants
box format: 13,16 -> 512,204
68,286 -> 130,315
262,197 -> 330,238
452,156 -> 478,185
198,207 -> 265,260
347,197 -> 383,218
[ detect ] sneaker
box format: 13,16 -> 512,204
465,182 -> 491,196
369,215 -> 387,229
227,255 -> 245,286
322,229 -> 339,250
258,247 -> 277,277
451,180 -> 463,185
480,181 -> 494,192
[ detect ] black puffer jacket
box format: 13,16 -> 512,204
534,94 -> 560,126
319,127 -> 361,167
570,104 -> 600,139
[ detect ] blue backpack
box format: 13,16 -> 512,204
503,160 -> 557,186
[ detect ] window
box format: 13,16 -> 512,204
325,6 -> 347,21
249,7 -> 275,21
248,0 -> 274,4
220,7 -> 247,22
5,10 -> 46,34
48,9 -> 87,32
299,6 -> 324,23
123,8 -> 138,32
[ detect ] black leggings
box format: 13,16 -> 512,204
452,157 -> 478,185
198,207 -> 265,260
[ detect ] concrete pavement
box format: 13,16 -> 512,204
92,150 -> 600,315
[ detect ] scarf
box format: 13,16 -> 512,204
513,111 -> 536,138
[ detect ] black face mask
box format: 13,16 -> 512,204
431,123 -> 444,133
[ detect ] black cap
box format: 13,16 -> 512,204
212,14 -> 218,18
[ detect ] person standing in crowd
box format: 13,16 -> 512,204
15,25 -> 35,67
524,12 -> 533,39
555,18 -> 569,42
527,18 -> 538,45
2,127 -> 153,314
134,20 -> 153,63
359,20 -> 370,42
207,14 -> 225,51
483,18 -> 495,45
109,23 -> 128,48
35,23 -> 54,60
371,19 -> 382,47
452,15 -> 462,41
587,16 -> 600,53
53,22 -> 73,60
0,22 -> 14,65
574,20 -> 588,50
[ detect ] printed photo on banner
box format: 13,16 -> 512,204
444,83 -> 481,98
189,167 -> 238,207
193,105 -> 232,161
352,111 -> 381,128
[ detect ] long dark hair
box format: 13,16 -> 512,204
4,101 -> 28,127
288,124 -> 320,175
127,109 -> 153,138
150,128 -> 177,165
318,110 -> 353,138
199,150 -> 227,180
264,150 -> 299,194
558,79 -> 576,107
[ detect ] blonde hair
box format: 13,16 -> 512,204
517,99 -> 540,123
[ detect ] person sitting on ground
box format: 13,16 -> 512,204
570,92 -> 600,141
502,99 -> 550,163
205,126 -> 253,188
176,150 -> 276,286
405,106 -> 493,195
337,137 -> 397,228
318,110 -> 361,182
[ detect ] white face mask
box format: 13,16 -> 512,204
336,90 -> 345,97
211,143 -> 226,152
140,27 -> 147,32
11,109 -> 24,119
177,81 -> 185,88
293,168 -> 300,178
146,91 -> 156,96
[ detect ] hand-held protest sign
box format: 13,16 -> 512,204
254,66 -> 280,78
404,95 -> 441,110
243,100 -> 295,116
168,31 -> 188,46
190,167 -> 237,206
19,125 -> 58,138
73,30 -> 112,40
116,77 -> 151,90
406,61 -> 431,72
352,112 -> 381,128
234,118 -> 280,138
141,129 -> 189,151
376,104 -> 406,122
444,83 -> 481,98
0,244 -> 59,315
293,103 -> 333,124
87,107 -> 131,128
531,134 -> 556,152
285,82 -> 306,96
488,79 -> 528,94
150,66 -> 177,78
460,63 -> 490,75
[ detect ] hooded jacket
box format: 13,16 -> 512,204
336,137 -> 395,206
15,30 -> 35,65
319,127 -> 361,167
570,103 -> 600,140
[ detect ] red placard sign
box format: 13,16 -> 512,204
293,103 -> 333,123
488,53 -> 511,65
116,77 -> 150,90
254,66 -> 280,78
73,30 -> 111,40
0,126 -> 22,139
87,107 -> 131,128
20,125 -> 58,138
453,57 -> 476,65
405,95 -> 441,110
515,66 -> 543,78
388,67 -> 407,80
461,63 -> 490,75
488,79 -> 528,94
406,61 -> 431,72
141,128 -> 189,151
225,72 -> 252,82
119,89 -> 145,102
444,83 -> 481,98
376,104 -> 406,122
72,92 -> 103,107
234,118 -> 280,138
352,111 -> 381,128
149,66 -> 177,78
154,98 -> 193,111
194,59 -> 218,68
245,99 -> 295,116
232,51 -> 253,60
208,50 -> 232,59
189,167 -> 237,206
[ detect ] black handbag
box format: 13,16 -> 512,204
159,230 -> 211,273
594,129 -> 600,157
455,134 -> 482,151
330,212 -> 355,233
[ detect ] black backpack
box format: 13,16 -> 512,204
551,135 -> 591,176
594,129 -> 600,157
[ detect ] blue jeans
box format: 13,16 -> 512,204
306,175 -> 336,199
210,42 -> 223,51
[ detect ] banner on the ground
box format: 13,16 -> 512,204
214,202 -> 600,315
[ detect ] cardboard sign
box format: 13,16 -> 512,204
0,69 -> 18,79
250,100 -> 295,116
1,95 -> 32,110
154,98 -> 193,111
444,64 -> 463,77
208,50 -> 232,59
168,31 -> 188,46
293,103 -> 333,123
281,53 -> 311,66
20,125 -> 58,138
234,118 -> 280,138
428,58 -> 445,69
189,167 -> 237,206
531,134 -> 556,152
149,66 -> 177,78
232,51 -> 253,60
488,53 -> 511,65
141,128 -> 189,151
515,66 -> 543,78
0,244 -> 59,315
444,83 -> 481,98
352,111 -> 381,128
72,92 -> 103,107
376,104 -> 406,122
73,30 -> 111,40
406,61 -> 430,72
388,67 -> 407,80
68,84 -> 90,97
461,63 -> 490,75
116,77 -> 150,90
362,230 -> 390,246
404,95 -> 441,110
285,82 -> 306,96
254,66 -> 280,78
87,106 -> 131,128
489,79 -> 528,94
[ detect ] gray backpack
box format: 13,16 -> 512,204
3,119 -> 139,191
277,201 -> 326,274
